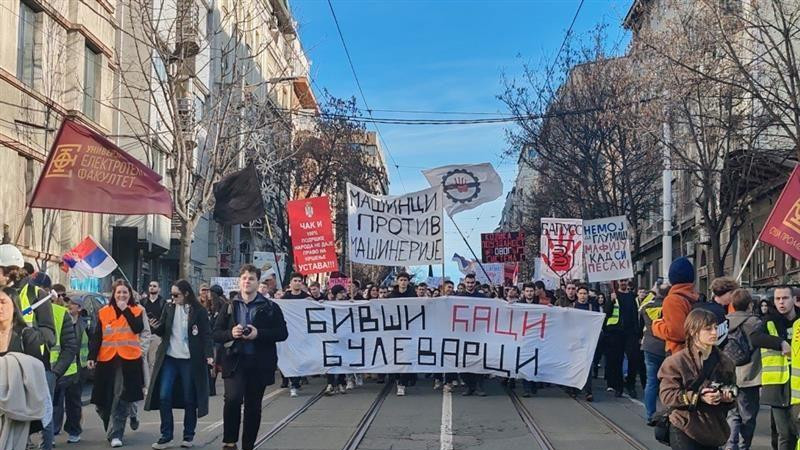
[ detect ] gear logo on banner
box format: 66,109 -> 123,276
441,168 -> 481,204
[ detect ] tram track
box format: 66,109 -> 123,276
574,397 -> 650,450
339,381 -> 393,450
253,386 -> 327,448
506,388 -> 556,450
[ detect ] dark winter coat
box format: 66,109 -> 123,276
144,302 -> 213,417
212,293 -> 288,383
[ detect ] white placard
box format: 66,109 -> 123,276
583,216 -> 634,283
539,218 -> 584,281
210,277 -> 239,296
347,184 -> 444,266
275,296 -> 604,388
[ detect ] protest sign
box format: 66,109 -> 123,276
583,216 -> 634,282
275,296 -> 604,388
481,231 -> 526,263
327,277 -> 351,291
253,251 -> 286,285
287,196 -> 338,275
475,263 -> 504,285
210,277 -> 239,296
347,183 -> 444,266
540,218 -> 584,280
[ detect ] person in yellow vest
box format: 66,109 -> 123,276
760,286 -> 797,450
88,280 -> 145,448
52,295 -> 89,444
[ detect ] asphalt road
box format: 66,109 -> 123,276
57,374 -> 773,449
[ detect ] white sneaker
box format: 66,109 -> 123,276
111,438 -> 123,448
67,435 -> 81,444
397,385 -> 406,396
338,385 -> 347,394
346,379 -> 355,390
433,379 -> 442,390
180,441 -> 194,448
290,388 -> 298,397
152,440 -> 172,450
325,384 -> 335,395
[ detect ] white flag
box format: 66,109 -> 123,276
422,163 -> 503,216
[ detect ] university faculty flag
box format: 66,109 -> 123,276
29,119 -> 172,216
759,165 -> 800,260
61,236 -> 118,279
422,163 -> 503,216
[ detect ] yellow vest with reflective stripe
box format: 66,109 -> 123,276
606,304 -> 620,326
762,321 -> 790,386
790,321 -> 800,404
19,285 -> 39,326
50,304 -> 78,377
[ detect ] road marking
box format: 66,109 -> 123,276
440,387 -> 453,450
200,387 -> 286,433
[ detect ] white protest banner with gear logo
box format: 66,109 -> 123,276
583,216 -> 634,283
422,163 -> 503,216
539,218 -> 584,281
347,183 -> 444,266
275,297 -> 604,388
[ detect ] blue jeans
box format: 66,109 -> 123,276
159,356 -> 196,442
643,351 -> 664,421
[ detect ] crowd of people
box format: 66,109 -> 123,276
0,238 -> 798,450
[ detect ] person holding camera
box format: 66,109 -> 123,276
658,308 -> 737,449
214,265 -> 288,450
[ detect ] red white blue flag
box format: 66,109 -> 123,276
60,236 -> 118,279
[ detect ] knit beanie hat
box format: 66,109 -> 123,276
668,257 -> 695,285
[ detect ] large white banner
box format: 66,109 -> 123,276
347,183 -> 444,266
275,297 -> 604,388
583,216 -> 634,283
422,163 -> 503,216
540,218 -> 584,281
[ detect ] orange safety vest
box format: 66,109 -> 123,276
96,304 -> 143,362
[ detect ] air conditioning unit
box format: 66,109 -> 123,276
176,97 -> 196,146
635,260 -> 644,273
685,241 -> 696,256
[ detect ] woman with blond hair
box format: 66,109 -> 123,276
658,308 -> 737,449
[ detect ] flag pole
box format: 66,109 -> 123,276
447,214 -> 492,283
736,241 -> 760,283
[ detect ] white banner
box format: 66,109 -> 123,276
275,297 -> 604,388
583,216 -> 634,283
347,183 -> 444,266
210,277 -> 239,296
422,163 -> 503,216
475,263 -> 504,285
540,218 -> 584,281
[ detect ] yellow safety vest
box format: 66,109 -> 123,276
19,285 -> 39,326
790,321 -> 800,405
762,321 -> 790,386
606,303 -> 620,326
79,322 -> 89,368
50,304 -> 78,377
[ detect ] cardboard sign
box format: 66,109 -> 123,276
347,184 -> 444,266
275,297 -> 604,388
540,218 -> 584,280
481,231 -> 526,263
287,196 -> 338,275
583,216 -> 633,282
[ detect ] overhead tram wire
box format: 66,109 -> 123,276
326,0 -> 407,192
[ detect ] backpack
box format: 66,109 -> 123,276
721,320 -> 753,366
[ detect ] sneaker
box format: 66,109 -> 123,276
462,389 -> 475,397
222,443 -> 238,449
585,393 -> 594,402
396,385 -> 406,396
181,441 -> 194,448
521,391 -> 531,398
280,379 -> 289,388
130,416 -> 139,431
433,379 -> 442,390
152,438 -> 172,449
338,385 -> 347,394
476,388 -> 487,397
606,387 -> 615,393
290,388 -> 298,398
614,390 -> 623,398
67,435 -> 81,444
324,384 -> 336,396
346,379 -> 355,390
625,386 -> 638,399
111,439 -> 123,448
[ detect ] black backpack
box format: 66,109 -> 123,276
721,320 -> 753,366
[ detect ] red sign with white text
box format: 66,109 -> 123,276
287,196 -> 338,275
759,165 -> 800,261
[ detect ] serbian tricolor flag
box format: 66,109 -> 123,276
61,236 -> 118,279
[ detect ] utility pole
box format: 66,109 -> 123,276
662,120 -> 673,277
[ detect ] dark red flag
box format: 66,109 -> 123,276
759,164 -> 800,260
28,119 -> 172,216
286,196 -> 338,275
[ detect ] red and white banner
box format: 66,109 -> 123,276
29,119 -> 172,216
759,165 -> 800,260
287,196 -> 338,275
540,218 -> 584,281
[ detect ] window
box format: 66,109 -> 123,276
17,2 -> 36,86
83,46 -> 101,119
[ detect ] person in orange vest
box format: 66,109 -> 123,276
87,280 -> 145,448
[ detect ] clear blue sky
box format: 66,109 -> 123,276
292,0 -> 633,281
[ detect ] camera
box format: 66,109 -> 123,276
242,326 -> 252,337
709,382 -> 738,398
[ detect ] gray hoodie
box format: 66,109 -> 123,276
726,311 -> 782,388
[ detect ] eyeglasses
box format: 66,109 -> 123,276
170,293 -> 181,299
57,293 -> 67,298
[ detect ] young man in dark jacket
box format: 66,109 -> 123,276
214,264 -> 288,450
604,278 -> 641,398
387,272 -> 415,396
457,273 -> 488,396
